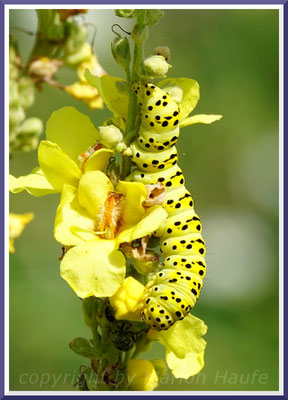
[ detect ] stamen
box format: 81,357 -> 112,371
78,142 -> 103,173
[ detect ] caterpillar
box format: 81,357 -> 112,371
128,82 -> 207,331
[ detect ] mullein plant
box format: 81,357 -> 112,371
10,9 -> 222,391
9,9 -> 106,253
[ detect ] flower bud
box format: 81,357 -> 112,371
127,359 -> 159,391
9,105 -> 25,127
151,359 -> 167,379
109,277 -> 145,321
18,117 -> 43,138
64,42 -> 92,66
111,36 -> 131,71
18,77 -> 35,109
98,125 -> 124,149
9,80 -> 19,107
65,23 -> 88,54
29,57 -> 62,79
143,55 -> 170,78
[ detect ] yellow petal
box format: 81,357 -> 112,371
158,314 -> 207,379
38,140 -> 81,191
85,72 -> 129,118
65,82 -> 99,100
9,212 -> 34,253
166,350 -> 205,379
109,277 -> 145,321
77,170 -> 113,219
84,148 -> 114,173
46,106 -> 99,163
116,181 -> 147,228
9,167 -> 57,196
158,78 -> 200,122
127,360 -> 159,391
54,184 -> 97,246
60,240 -> 126,298
180,114 -> 222,128
116,205 -> 167,244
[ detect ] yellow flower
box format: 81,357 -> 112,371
110,277 -> 145,321
127,359 -> 159,391
156,314 -> 207,379
157,77 -> 222,127
9,212 -> 34,253
9,107 -> 113,197
65,54 -> 106,109
57,171 -> 167,298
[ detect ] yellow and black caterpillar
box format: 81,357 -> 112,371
127,83 -> 207,331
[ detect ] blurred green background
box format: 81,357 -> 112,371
9,9 -> 279,391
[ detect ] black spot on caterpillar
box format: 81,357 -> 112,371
129,83 -> 207,331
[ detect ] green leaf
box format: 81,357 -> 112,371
105,342 -> 120,365
158,78 -> 200,122
69,337 -> 101,359
180,114 -> 223,128
85,72 -> 129,118
142,10 -> 164,26
46,106 -> 99,163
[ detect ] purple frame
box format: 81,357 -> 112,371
2,0 -> 287,399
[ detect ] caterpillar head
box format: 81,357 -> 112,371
132,83 -> 180,133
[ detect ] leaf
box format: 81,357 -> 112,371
115,9 -> 136,18
69,337 -> 101,359
180,114 -> 223,128
85,72 -> 129,118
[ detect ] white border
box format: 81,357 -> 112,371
5,4 -> 284,396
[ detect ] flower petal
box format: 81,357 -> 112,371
127,360 -> 159,391
109,277 -> 145,321
180,114 -> 222,128
166,350 -> 205,379
60,240 -> 126,298
46,106 -> 99,163
159,314 -> 207,359
158,314 -> 207,379
116,205 -> 167,244
9,167 -> 58,196
38,140 -> 81,191
85,72 -> 129,118
158,78 -> 200,122
116,181 -> 147,228
77,170 -> 113,219
54,184 -> 97,246
9,212 -> 34,253
84,148 -> 114,173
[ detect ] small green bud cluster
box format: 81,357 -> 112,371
9,39 -> 43,154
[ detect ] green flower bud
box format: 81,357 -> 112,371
115,9 -> 135,18
65,23 -> 88,54
69,337 -> 100,359
9,105 -> 25,127
111,36 -> 131,71
64,42 -> 92,66
9,80 -> 19,107
17,136 -> 39,152
18,77 -> 35,109
98,125 -> 123,149
151,359 -> 167,379
143,55 -> 170,78
18,117 -> 43,137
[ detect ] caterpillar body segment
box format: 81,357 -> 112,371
129,83 -> 206,330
